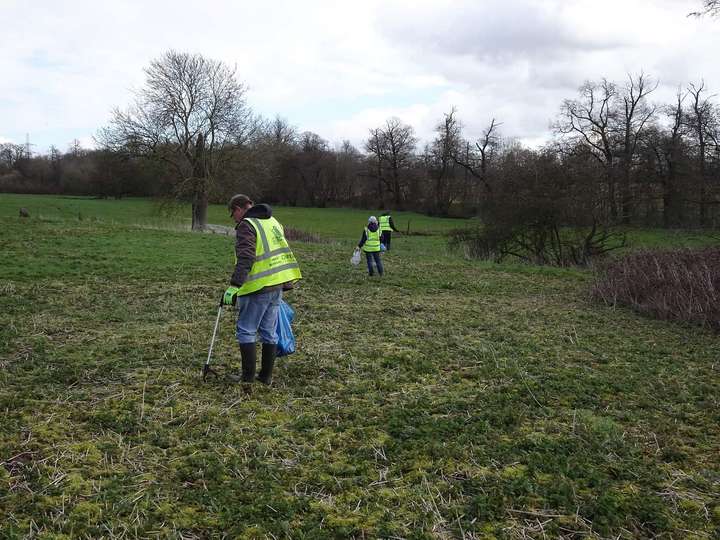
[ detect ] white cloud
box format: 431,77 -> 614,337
324,103 -> 433,148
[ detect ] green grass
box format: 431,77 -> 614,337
267,207 -> 469,239
622,227 -> 720,251
1,195 -> 719,538
0,194 -> 176,228
0,194 -> 469,240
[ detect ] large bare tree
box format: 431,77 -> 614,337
555,75 -> 658,223
617,73 -> 658,223
100,50 -> 254,230
556,79 -> 619,219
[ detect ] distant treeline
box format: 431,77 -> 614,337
2,74 -> 719,228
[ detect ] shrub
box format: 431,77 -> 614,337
449,222 -> 626,267
283,227 -> 325,243
592,247 -> 720,330
448,147 -> 624,266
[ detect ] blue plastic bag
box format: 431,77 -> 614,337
276,299 -> 296,357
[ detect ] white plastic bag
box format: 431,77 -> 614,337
351,248 -> 361,266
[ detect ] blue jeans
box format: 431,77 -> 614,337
365,251 -> 384,276
236,289 -> 282,344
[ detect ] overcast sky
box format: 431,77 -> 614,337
1,0 -> 718,155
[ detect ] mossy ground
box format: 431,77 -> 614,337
1,195 -> 718,539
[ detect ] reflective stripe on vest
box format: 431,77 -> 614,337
379,215 -> 392,232
237,216 -> 302,296
363,227 -> 381,252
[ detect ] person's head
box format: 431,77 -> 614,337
381,211 -> 390,216
228,194 -> 253,222
368,215 -> 378,225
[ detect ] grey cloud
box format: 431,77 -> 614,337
376,1 -> 626,64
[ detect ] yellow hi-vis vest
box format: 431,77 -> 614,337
379,215 -> 392,232
363,227 -> 381,252
236,216 -> 302,296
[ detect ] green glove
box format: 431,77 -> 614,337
222,286 -> 240,306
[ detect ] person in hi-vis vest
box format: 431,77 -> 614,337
357,216 -> 384,276
379,211 -> 400,251
222,194 -> 302,386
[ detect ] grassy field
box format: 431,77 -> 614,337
1,194 -> 719,539
0,194 -> 467,238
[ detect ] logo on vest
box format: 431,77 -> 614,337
271,225 -> 284,244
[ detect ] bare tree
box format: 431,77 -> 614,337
265,115 -> 297,147
365,128 -> 385,201
250,116 -> 298,203
453,117 -> 501,196
284,132 -> 337,207
685,81 -> 719,226
68,139 -> 85,158
364,117 -> 417,206
689,1 -> 720,17
99,50 -> 254,230
0,143 -> 25,172
658,91 -> 690,227
617,73 -> 658,222
335,140 -> 363,203
426,108 -> 464,215
556,79 -> 619,220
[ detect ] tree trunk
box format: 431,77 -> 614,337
191,178 -> 208,231
620,166 -> 632,224
191,134 -> 208,231
376,160 -> 383,201
698,137 -> 707,227
607,168 -> 617,222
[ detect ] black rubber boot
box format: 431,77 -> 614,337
226,343 -> 256,385
257,344 -> 277,385
240,342 -> 257,383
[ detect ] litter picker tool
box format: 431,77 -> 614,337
202,300 -> 224,381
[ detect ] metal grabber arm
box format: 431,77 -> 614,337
202,299 -> 224,381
